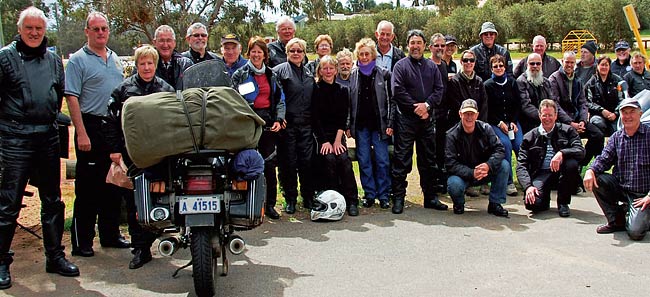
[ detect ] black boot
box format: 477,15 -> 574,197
265,205 -> 280,219
0,253 -> 12,290
129,248 -> 152,269
45,257 -> 80,276
285,201 -> 296,214
302,197 -> 313,210
392,197 -> 404,214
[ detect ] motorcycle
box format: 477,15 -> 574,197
132,60 -> 265,297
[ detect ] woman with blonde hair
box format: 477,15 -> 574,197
312,56 -> 359,216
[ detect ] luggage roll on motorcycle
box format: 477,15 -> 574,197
122,60 -> 267,297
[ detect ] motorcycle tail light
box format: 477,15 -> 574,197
184,175 -> 215,194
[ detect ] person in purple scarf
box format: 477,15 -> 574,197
347,38 -> 394,210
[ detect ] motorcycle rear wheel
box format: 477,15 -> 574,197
191,227 -> 217,297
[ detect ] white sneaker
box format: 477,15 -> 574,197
506,183 -> 518,196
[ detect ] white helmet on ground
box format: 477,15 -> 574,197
310,190 -> 346,221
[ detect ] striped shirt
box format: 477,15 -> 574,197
590,123 -> 650,193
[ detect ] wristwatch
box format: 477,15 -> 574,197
425,102 -> 431,111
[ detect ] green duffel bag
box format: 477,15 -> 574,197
122,87 -> 265,168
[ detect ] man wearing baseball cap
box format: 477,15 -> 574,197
611,40 -> 632,78
445,99 -> 510,217
470,21 -> 513,81
585,98 -> 650,240
221,33 -> 248,77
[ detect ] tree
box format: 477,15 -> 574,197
435,0 -> 476,17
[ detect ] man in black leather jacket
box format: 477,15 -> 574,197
517,99 -> 585,217
104,45 -> 174,270
446,99 -> 509,217
0,6 -> 79,289
152,25 -> 193,90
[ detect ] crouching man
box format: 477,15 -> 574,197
446,99 -> 509,217
516,99 -> 584,217
584,98 -> 650,240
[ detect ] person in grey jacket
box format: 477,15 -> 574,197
0,7 -> 79,289
232,36 -> 286,219
516,53 -> 554,133
470,22 -> 513,81
347,38 -> 394,210
549,51 -> 604,168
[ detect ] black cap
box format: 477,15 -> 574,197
581,40 -> 598,56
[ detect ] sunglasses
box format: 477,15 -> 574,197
191,33 -> 208,38
492,64 -> 504,69
528,62 -> 542,66
289,49 -> 304,53
462,58 -> 475,63
89,26 -> 109,32
431,44 -> 445,48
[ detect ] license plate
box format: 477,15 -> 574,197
178,195 -> 222,214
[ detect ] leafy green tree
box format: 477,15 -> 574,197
502,1 -> 547,48
435,0 -> 476,17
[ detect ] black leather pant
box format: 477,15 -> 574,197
391,114 -> 441,201
593,173 -> 650,240
579,121 -> 605,166
70,114 -> 121,250
258,130 -> 279,208
117,187 -> 159,249
524,159 -> 579,211
0,128 -> 66,263
277,124 -> 315,203
321,150 -> 359,206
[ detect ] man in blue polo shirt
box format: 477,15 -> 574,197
65,11 -> 130,257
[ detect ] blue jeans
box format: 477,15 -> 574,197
447,159 -> 510,205
490,123 -> 523,184
356,128 -> 391,202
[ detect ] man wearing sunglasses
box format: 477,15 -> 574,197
517,53 -> 554,134
181,22 -> 218,64
390,29 -> 446,214
65,11 -> 130,259
470,22 -> 513,81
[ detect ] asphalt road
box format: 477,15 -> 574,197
2,190 -> 649,297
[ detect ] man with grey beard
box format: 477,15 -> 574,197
517,53 -> 554,133
335,48 -> 353,87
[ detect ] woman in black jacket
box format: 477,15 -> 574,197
585,55 -> 624,136
484,54 -> 522,196
311,56 -> 359,216
273,38 -> 316,214
104,45 -> 174,270
232,36 -> 286,219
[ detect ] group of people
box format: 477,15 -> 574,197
1,5 -> 650,290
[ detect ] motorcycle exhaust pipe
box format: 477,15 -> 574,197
228,235 -> 245,255
158,236 -> 180,257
